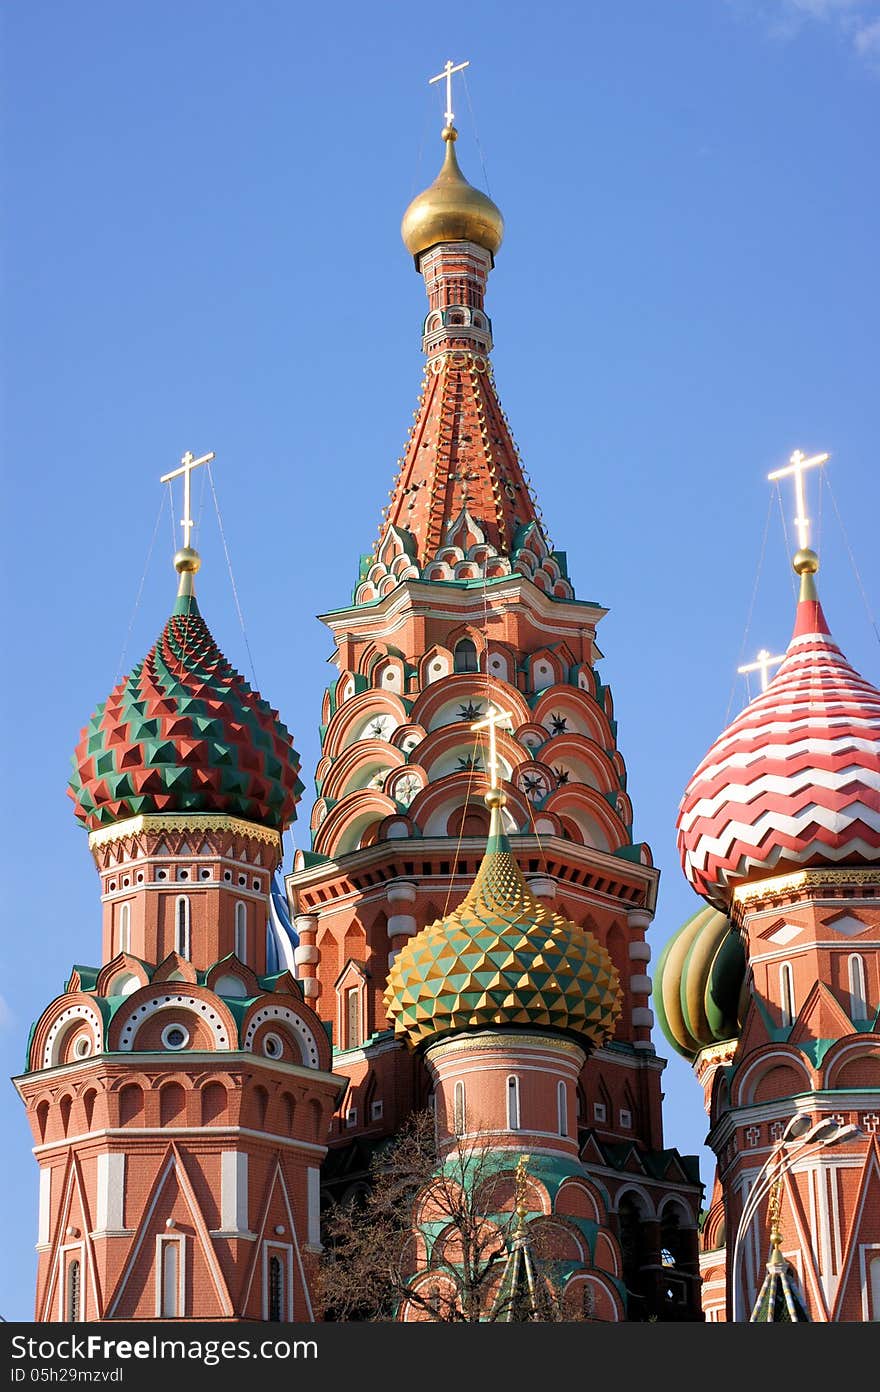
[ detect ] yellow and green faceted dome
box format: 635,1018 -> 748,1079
69,591 -> 303,834
653,904 -> 747,1062
385,799 -> 621,1049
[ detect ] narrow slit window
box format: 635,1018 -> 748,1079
557,1080 -> 568,1137
453,1080 -> 466,1136
118,902 -> 131,955
506,1075 -> 521,1130
269,1254 -> 284,1322
848,953 -> 868,1020
345,986 -> 360,1050
235,901 -> 248,962
67,1259 -> 81,1321
159,1239 -> 180,1318
779,962 -> 796,1028
175,897 -> 191,960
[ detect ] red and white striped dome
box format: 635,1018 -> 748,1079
677,553 -> 880,908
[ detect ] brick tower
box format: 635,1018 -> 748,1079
385,777 -> 630,1320
14,531 -> 345,1321
658,543 -> 880,1320
286,115 -> 704,1320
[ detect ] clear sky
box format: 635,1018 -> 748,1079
2,1 -> 878,1320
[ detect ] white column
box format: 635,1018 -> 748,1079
95,1152 -> 126,1233
627,911 -> 654,1048
220,1151 -> 249,1234
294,913 -> 319,1000
387,880 -> 417,968
307,1166 -> 322,1249
527,875 -> 557,901
38,1167 -> 51,1247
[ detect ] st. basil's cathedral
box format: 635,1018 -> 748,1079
12,77 -> 879,1324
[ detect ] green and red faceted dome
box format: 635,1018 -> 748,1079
69,588 -> 303,834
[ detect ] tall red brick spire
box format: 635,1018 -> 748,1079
373,125 -> 550,569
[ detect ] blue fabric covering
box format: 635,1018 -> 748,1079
265,869 -> 299,975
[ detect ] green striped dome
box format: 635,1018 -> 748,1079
654,904 -> 747,1061
384,800 -> 621,1049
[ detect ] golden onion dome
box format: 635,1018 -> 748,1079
401,126 -> 504,263
384,792 -> 621,1050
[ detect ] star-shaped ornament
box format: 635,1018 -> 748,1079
458,701 -> 484,722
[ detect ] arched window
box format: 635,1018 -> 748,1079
779,962 -> 796,1028
453,1081 -> 466,1136
269,1255 -> 284,1322
118,902 -> 131,955
235,901 -> 248,963
848,954 -> 868,1020
67,1259 -> 81,1321
175,896 -> 191,959
557,1080 -> 568,1137
506,1075 -> 521,1130
454,638 -> 478,673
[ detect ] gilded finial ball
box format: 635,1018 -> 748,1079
442,125 -> 457,143
792,547 -> 819,576
484,787 -> 507,810
174,546 -> 201,575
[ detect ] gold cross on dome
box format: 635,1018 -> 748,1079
767,448 -> 830,552
160,450 -> 215,550
472,703 -> 513,791
429,58 -> 469,127
738,647 -> 785,692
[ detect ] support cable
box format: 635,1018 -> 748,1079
206,462 -> 260,689
115,490 -> 168,684
824,468 -> 880,646
722,490 -> 774,725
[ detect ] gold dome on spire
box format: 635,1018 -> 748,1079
401,126 -> 504,263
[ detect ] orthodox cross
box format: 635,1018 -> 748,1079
429,58 -> 469,127
472,703 -> 512,791
160,450 -> 215,549
738,647 -> 785,693
767,448 -> 829,552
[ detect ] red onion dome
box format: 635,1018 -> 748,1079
69,582 -> 303,834
676,550 -> 880,909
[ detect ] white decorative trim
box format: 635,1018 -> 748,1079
117,995 -> 230,1051
244,1006 -> 319,1069
38,1167 -> 51,1246
43,1006 -> 103,1068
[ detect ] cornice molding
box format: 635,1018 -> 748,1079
88,813 -> 282,852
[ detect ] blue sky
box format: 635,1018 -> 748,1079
2,1 -> 878,1320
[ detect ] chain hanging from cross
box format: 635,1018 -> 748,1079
160,450 -> 215,550
767,448 -> 830,553
429,58 -> 469,128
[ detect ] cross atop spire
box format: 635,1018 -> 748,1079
160,450 -> 215,551
429,58 -> 469,128
767,448 -> 829,553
